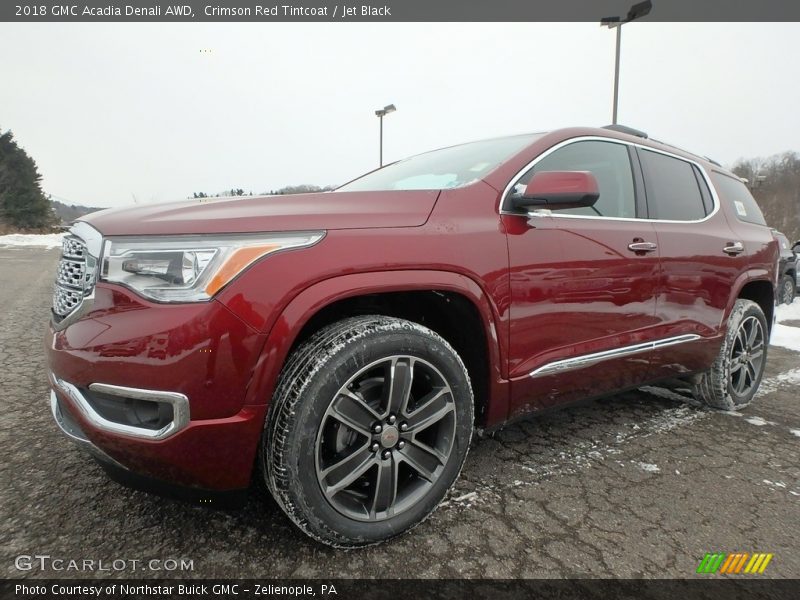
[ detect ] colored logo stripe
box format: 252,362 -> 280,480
697,552 -> 773,574
697,553 -> 725,573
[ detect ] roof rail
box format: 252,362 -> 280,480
602,124 -> 648,139
704,156 -> 722,167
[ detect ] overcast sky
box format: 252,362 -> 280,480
1,22 -> 798,208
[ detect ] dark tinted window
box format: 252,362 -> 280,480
514,141 -> 636,218
692,165 -> 713,215
710,172 -> 768,226
639,150 -> 707,221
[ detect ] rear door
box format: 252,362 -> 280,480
637,148 -> 744,379
504,138 -> 661,417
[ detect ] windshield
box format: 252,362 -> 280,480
337,134 -> 542,192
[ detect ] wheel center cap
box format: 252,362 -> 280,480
380,425 -> 399,448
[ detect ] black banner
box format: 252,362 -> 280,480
3,579 -> 799,600
2,0 -> 800,22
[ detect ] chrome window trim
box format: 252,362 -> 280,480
49,374 -> 190,440
529,334 -> 701,378
498,135 -> 721,224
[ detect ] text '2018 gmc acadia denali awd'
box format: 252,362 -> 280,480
47,126 -> 779,547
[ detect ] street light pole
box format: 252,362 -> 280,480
601,1 -> 652,125
612,25 -> 621,125
375,104 -> 396,167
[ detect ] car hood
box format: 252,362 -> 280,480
82,190 -> 440,236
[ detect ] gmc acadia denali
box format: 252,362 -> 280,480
47,126 -> 779,546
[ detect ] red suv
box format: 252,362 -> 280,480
47,126 -> 779,546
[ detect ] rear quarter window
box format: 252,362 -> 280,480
639,149 -> 707,221
710,172 -> 768,226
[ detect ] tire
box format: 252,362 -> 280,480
779,274 -> 796,304
262,315 -> 474,547
692,299 -> 769,411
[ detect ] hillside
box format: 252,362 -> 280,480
50,199 -> 102,225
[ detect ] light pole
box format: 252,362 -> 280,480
375,104 -> 396,167
601,1 -> 652,125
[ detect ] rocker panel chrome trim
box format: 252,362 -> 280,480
529,334 -> 701,378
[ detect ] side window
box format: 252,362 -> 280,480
514,141 -> 636,218
639,150 -> 707,221
709,172 -> 768,226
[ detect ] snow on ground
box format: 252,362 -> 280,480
770,300 -> 800,352
0,233 -> 64,249
776,299 -> 800,323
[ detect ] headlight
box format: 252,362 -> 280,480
100,232 -> 324,302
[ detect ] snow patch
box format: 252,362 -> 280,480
790,429 -> 800,438
771,301 -> 800,352
770,323 -> 800,353
0,233 -> 64,249
744,416 -> 772,427
719,410 -> 744,417
636,462 -> 661,473
774,368 -> 800,385
775,300 -> 800,324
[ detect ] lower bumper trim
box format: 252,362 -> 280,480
50,391 -> 128,471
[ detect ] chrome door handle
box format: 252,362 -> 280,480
627,241 -> 658,253
723,241 -> 745,255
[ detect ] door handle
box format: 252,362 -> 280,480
723,241 -> 745,255
627,241 -> 658,253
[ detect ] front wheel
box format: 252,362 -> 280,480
692,299 -> 768,411
262,316 -> 474,547
779,274 -> 796,305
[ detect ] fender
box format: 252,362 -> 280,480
242,270 -> 509,426
723,268 -> 775,330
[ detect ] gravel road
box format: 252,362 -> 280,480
2,247 -> 798,579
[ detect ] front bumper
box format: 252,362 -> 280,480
49,375 -> 267,491
46,283 -> 270,491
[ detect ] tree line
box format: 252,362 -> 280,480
732,151 -> 800,242
191,184 -> 336,199
0,128 -> 55,230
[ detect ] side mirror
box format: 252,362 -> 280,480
510,171 -> 600,212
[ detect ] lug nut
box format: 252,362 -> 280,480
399,422 -> 408,432
373,424 -> 383,434
397,440 -> 405,449
381,450 -> 392,460
371,442 -> 380,452
387,414 -> 397,425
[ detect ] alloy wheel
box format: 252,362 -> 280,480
729,315 -> 765,397
314,355 -> 456,522
782,279 -> 794,304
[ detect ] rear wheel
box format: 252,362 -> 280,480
692,299 -> 768,411
262,316 -> 473,547
779,274 -> 795,304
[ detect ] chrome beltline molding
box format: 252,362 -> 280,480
529,334 -> 702,378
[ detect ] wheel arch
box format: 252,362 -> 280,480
730,276 -> 775,333
244,270 -> 508,428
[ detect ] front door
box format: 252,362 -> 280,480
503,138 -> 661,418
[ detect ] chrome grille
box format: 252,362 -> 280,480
56,258 -> 85,289
52,236 -> 93,318
62,237 -> 86,260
